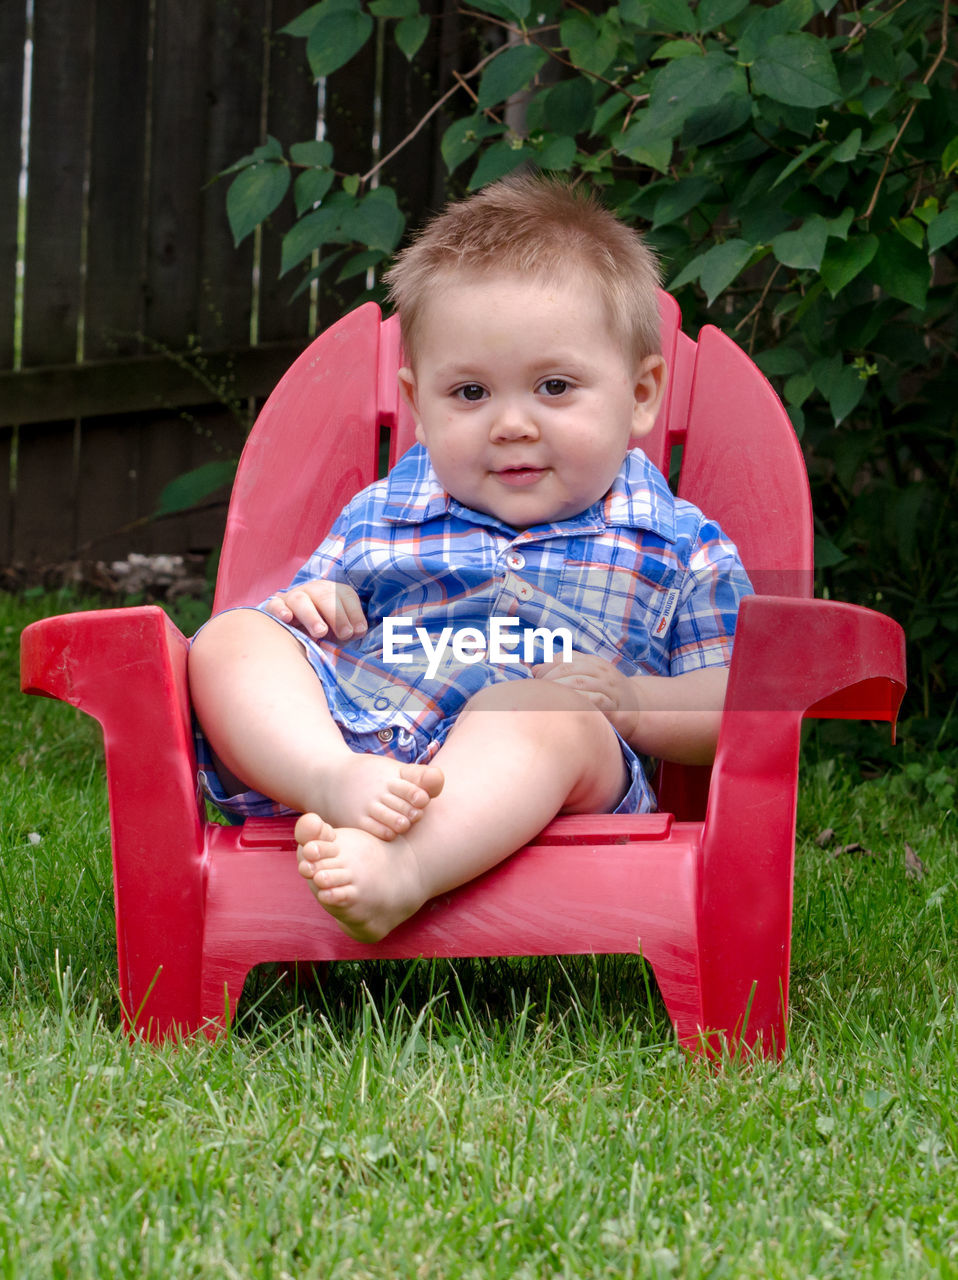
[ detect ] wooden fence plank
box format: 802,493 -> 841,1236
12,421 -> 78,561
83,0 -> 152,361
20,0 -> 95,368
0,0 -> 27,373
380,0 -> 453,227
256,0 -> 317,344
0,429 -> 11,565
198,0 -> 269,349
144,0 -> 213,346
73,414 -> 143,559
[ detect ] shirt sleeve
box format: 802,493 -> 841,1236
668,515 -> 754,676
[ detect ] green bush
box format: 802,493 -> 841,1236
224,0 -> 957,742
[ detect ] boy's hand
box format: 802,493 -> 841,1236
264,580 -> 368,641
533,654 -> 640,740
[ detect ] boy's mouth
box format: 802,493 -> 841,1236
494,465 -> 547,487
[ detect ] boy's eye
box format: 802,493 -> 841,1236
455,384 -> 486,402
539,378 -> 570,397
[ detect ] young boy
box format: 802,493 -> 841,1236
188,175 -> 752,943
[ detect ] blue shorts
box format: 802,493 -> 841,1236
193,606 -> 656,819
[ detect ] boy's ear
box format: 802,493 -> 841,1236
629,354 -> 667,445
397,367 -> 426,444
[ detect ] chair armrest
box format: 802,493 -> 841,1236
696,596 -> 906,1053
21,605 -> 207,1037
21,604 -> 194,753
723,594 -> 906,723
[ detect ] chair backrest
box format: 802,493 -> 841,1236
214,295 -> 812,614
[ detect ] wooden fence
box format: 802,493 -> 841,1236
0,0 -> 455,565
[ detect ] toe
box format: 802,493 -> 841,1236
295,812 -> 331,846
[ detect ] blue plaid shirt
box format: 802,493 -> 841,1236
196,443 -> 752,818
264,441 -> 752,725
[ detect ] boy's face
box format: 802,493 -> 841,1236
398,273 -> 666,530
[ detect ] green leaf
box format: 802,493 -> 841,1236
396,14 -> 430,60
820,234 -> 878,296
682,89 -> 751,146
560,12 -> 620,76
699,240 -> 756,304
495,0 -> 532,19
476,44 -> 548,110
814,535 -> 847,568
156,460 -> 236,517
812,354 -> 864,424
772,215 -> 829,271
894,216 -> 925,250
294,167 -> 335,215
671,239 -> 753,304
467,0 -> 527,19
289,139 -> 334,168
652,38 -> 700,60
872,231 -> 932,309
306,5 -> 374,77
279,3 -> 328,38
825,208 -> 854,241
536,134 -> 577,171
943,136 -> 958,176
648,51 -> 746,137
928,207 -> 958,255
737,0 -> 815,62
289,253 -> 346,301
220,135 -> 284,176
280,195 -> 356,274
862,27 -> 897,83
540,78 -> 595,135
751,34 -> 842,108
770,139 -> 828,190
754,346 -> 807,377
351,186 -> 405,252
467,141 -> 533,189
336,248 -> 388,282
696,0 -> 748,31
830,127 -> 862,163
441,113 -> 500,174
783,370 -> 814,407
226,162 -> 291,246
369,0 -> 418,16
614,114 -> 673,172
624,0 -> 697,34
651,177 -> 720,229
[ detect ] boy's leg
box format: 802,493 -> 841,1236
188,609 -> 442,838
296,679 -> 629,941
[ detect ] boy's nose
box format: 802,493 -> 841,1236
489,400 -> 539,441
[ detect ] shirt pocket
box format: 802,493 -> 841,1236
557,536 -> 682,675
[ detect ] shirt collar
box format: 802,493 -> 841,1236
382,444 -> 677,542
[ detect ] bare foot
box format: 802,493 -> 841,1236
317,757 -> 444,841
294,814 -> 428,942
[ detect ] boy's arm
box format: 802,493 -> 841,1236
534,657 -> 728,765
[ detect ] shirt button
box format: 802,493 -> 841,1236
517,583 -> 534,601
376,728 -> 394,743
506,551 -> 526,570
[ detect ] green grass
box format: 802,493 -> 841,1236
2,591 -> 956,1278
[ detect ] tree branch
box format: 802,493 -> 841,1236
359,44 -> 506,187
862,0 -> 950,222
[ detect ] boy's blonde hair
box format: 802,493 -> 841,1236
384,174 -> 662,368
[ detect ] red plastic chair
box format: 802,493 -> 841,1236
20,295 -> 906,1055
